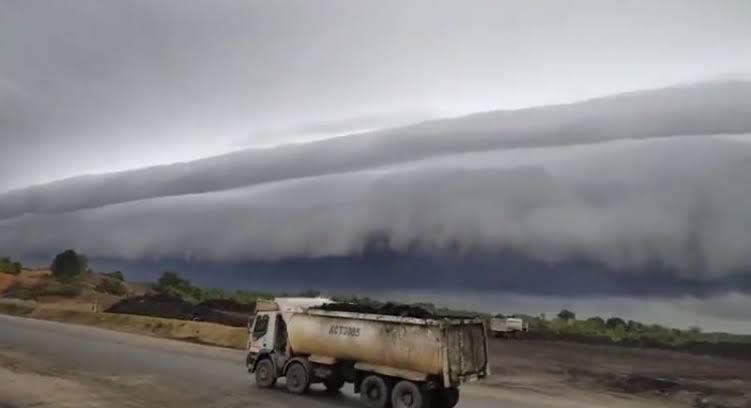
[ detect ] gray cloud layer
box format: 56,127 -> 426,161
2,80 -> 750,219
2,81 -> 751,282
2,1 -> 751,190
3,136 -> 751,277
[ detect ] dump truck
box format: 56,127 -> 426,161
489,316 -> 528,338
246,297 -> 490,408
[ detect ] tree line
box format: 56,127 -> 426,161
0,256 -> 23,275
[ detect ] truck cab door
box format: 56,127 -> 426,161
249,312 -> 277,353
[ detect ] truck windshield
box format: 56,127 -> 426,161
252,315 -> 269,340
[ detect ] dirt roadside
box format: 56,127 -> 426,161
486,339 -> 751,408
0,327 -> 678,408
0,346 -> 130,408
0,303 -> 748,407
0,298 -> 247,348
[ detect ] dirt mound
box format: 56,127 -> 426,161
16,274 -> 49,290
314,302 -> 435,319
3,277 -> 81,300
18,269 -> 51,279
0,272 -> 17,294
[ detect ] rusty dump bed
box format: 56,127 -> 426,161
447,322 -> 488,384
287,309 -> 490,387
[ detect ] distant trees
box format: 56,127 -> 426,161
606,317 -> 626,329
107,271 -> 125,281
157,270 -> 192,293
156,270 -> 211,303
153,270 -> 273,306
585,316 -> 606,330
510,311 -> 733,354
0,256 -> 22,275
51,250 -> 89,282
95,278 -> 126,296
626,320 -> 644,332
557,309 -> 576,321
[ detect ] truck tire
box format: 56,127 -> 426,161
360,374 -> 390,408
391,380 -> 430,408
255,359 -> 277,388
285,362 -> 310,394
433,387 -> 459,408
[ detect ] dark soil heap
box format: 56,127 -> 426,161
313,302 -> 437,319
106,294 -> 249,327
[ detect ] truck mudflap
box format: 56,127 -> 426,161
444,321 -> 490,387
246,351 -> 258,371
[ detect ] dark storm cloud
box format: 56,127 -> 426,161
2,1 -> 751,190
2,129 -> 751,281
3,2 -> 751,305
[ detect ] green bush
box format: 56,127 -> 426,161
157,271 -> 191,293
107,271 -> 125,281
0,256 -> 22,275
606,317 -> 626,329
557,309 -> 576,321
95,279 -> 126,296
51,250 -> 88,282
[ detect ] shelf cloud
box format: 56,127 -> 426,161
2,82 -> 751,291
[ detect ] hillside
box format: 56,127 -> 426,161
0,267 -> 252,327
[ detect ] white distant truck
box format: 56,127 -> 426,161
246,297 -> 490,408
489,316 -> 529,338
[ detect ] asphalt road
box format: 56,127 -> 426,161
0,314 -> 522,408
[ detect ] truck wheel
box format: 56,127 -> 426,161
433,387 -> 459,408
324,376 -> 345,394
285,362 -> 310,394
391,380 -> 430,408
360,375 -> 390,408
255,359 -> 277,388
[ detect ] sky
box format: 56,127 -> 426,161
2,1 -> 751,331
2,0 -> 751,191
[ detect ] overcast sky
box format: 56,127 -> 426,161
2,0 -> 751,191
3,2 -> 751,330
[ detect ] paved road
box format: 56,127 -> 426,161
0,314 -> 518,408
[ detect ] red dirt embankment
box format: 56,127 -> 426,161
0,273 -> 17,293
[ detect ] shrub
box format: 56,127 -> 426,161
51,250 -> 88,282
95,279 -> 126,296
557,309 -> 576,321
157,271 -> 191,293
606,317 -> 626,329
108,271 -> 125,281
0,257 -> 22,275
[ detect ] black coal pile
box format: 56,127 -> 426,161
197,298 -> 255,313
106,294 -> 249,327
106,293 -> 194,319
313,302 -> 435,319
